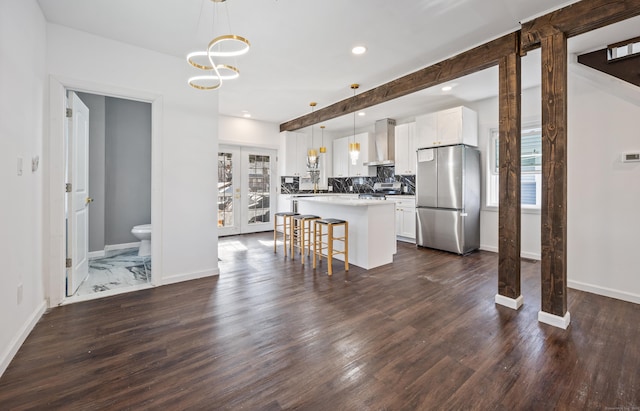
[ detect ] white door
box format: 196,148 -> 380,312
217,147 -> 241,236
218,146 -> 276,236
66,92 -> 91,296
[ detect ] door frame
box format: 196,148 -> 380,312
66,91 -> 91,296
218,145 -> 277,236
46,76 -> 163,307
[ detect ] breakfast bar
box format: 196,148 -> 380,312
295,196 -> 396,270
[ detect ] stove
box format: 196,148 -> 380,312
358,192 -> 387,200
373,182 -> 404,195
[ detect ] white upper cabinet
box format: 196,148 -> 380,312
415,106 -> 478,148
332,137 -> 349,177
281,131 -> 309,177
394,122 -> 417,175
351,132 -> 376,177
332,133 -> 376,177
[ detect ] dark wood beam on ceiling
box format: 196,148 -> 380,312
497,50 -> 522,302
540,30 -> 569,318
521,0 -> 640,54
280,32 -> 519,132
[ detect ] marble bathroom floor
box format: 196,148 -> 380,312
73,249 -> 151,297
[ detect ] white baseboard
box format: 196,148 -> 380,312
88,250 -> 106,259
495,294 -> 524,310
90,243 -> 141,259
0,300 -> 47,378
538,310 -> 571,329
161,268 -> 220,286
480,245 -> 498,253
105,242 -> 140,252
479,245 -> 540,261
568,280 -> 640,305
521,251 -> 540,261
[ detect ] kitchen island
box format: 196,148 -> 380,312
295,196 -> 396,270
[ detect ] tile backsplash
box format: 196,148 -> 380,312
281,167 -> 415,195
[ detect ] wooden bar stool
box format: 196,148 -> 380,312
290,214 -> 321,263
313,219 -> 349,275
274,211 -> 299,256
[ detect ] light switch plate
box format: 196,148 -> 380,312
17,157 -> 23,176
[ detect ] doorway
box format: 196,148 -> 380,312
65,90 -> 153,298
218,145 -> 276,236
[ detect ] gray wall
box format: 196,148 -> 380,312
104,97 -> 152,245
77,93 -> 151,250
77,92 -> 106,252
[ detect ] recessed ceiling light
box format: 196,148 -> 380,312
358,112 -> 366,116
352,46 -> 367,55
242,112 -> 251,118
441,85 -> 453,91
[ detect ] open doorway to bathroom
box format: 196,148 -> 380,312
65,90 -> 152,298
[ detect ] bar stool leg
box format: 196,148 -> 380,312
327,224 -> 334,276
273,217 -> 277,253
313,221 -> 319,269
344,221 -> 349,272
300,219 -> 306,265
284,216 -> 290,257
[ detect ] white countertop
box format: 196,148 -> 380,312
294,196 -> 394,207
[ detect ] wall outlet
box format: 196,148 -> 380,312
17,283 -> 23,305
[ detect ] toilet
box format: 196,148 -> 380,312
131,224 -> 151,257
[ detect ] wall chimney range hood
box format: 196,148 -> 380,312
364,118 -> 396,166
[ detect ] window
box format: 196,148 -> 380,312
487,126 -> 542,208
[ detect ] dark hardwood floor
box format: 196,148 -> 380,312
1,232 -> 638,410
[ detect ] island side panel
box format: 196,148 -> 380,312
296,199 -> 395,270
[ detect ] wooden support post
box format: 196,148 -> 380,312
496,50 -> 523,310
539,31 -> 570,328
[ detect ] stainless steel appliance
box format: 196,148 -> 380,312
373,181 -> 403,195
358,193 -> 386,200
415,144 -> 480,254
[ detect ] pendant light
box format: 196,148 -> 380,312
349,84 -> 360,165
186,0 -> 250,90
307,102 -> 319,168
319,125 -> 327,153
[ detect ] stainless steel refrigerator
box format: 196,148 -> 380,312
415,144 -> 480,254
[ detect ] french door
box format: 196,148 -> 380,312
218,146 -> 275,236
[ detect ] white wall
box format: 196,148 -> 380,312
0,0 -> 48,377
567,66 -> 640,303
467,66 -> 639,304
467,86 -> 543,260
45,24 -> 220,289
219,115 -> 280,148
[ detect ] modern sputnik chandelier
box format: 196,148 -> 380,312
187,0 -> 250,90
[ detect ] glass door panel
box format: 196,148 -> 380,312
218,145 -> 275,236
218,147 -> 241,236
241,150 -> 274,233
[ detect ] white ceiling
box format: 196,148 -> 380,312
36,0 -> 639,135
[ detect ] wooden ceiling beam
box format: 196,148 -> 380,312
280,32 -> 519,132
521,0 -> 640,53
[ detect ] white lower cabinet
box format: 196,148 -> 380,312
394,197 -> 416,242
